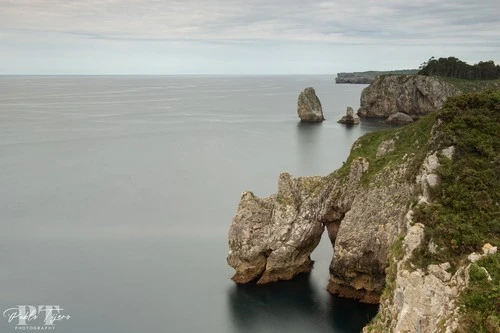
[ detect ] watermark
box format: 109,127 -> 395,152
3,305 -> 70,331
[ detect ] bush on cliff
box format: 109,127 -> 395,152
411,91 -> 500,331
413,91 -> 500,266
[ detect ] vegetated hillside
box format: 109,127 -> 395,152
413,91 -> 500,266
363,90 -> 500,333
440,76 -> 500,93
412,91 -> 500,331
419,56 -> 500,80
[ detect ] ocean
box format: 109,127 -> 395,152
0,75 -> 389,333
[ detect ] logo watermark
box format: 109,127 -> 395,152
3,305 -> 70,331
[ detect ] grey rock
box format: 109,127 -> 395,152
386,112 -> 414,124
376,139 -> 396,157
338,106 -> 360,124
228,147 -> 410,303
227,173 -> 326,284
357,75 -> 460,120
297,87 -> 325,122
429,264 -> 452,282
482,243 -> 497,255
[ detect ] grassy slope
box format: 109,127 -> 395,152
348,91 -> 500,331
440,77 -> 500,93
412,92 -> 500,332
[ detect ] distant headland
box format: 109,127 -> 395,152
335,69 -> 419,84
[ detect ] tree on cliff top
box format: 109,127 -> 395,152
419,56 -> 500,80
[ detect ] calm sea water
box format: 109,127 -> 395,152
0,76 -> 388,333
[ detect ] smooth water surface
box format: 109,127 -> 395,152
0,76 -> 386,332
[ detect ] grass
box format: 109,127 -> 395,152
458,253 -> 500,333
406,91 -> 500,331
440,77 -> 500,93
412,92 -> 500,267
336,112 -> 437,186
362,92 -> 500,331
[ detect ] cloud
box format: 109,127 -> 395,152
1,0 -> 499,44
0,0 -> 499,73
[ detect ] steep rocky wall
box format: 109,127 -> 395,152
227,130 -> 422,303
227,88 -> 499,332
226,116 -> 473,329
357,75 -> 460,120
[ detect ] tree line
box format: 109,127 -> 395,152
419,57 -> 500,80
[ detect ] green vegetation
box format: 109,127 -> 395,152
440,77 -> 500,93
412,91 -> 500,267
337,113 -> 437,185
363,91 -> 500,332
419,56 -> 500,80
459,253 -> 500,333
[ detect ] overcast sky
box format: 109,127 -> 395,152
1,0 -> 499,75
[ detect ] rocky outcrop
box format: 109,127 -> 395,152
364,222 -> 470,333
228,134 -> 415,302
297,87 -> 325,122
228,91 -> 499,332
386,112 -> 414,124
357,75 -> 460,120
365,227 -> 498,333
338,106 -> 360,124
227,174 -> 326,284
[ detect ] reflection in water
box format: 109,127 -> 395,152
296,122 -> 323,175
228,273 -> 378,333
327,294 -> 379,332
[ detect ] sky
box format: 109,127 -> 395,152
1,0 -> 499,75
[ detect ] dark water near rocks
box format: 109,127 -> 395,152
0,76 -> 389,332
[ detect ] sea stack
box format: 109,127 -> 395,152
297,87 -> 325,122
338,106 -> 360,124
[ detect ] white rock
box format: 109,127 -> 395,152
482,243 -> 497,255
468,252 -> 483,263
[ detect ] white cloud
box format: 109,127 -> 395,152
1,0 -> 499,73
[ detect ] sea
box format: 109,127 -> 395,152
0,75 -> 391,333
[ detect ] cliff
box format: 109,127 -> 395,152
228,91 -> 500,332
336,70 -> 418,84
357,75 -> 461,121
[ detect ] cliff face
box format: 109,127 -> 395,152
336,70 -> 419,84
227,91 -> 500,332
357,75 -> 460,120
228,114 -> 437,303
227,156 -> 410,302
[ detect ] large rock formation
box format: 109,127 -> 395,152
338,106 -> 360,124
297,87 -> 325,122
228,142 -> 413,302
228,92 -> 500,332
227,174 -> 326,284
357,75 -> 460,120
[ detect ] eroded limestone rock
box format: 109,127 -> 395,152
357,75 -> 460,120
338,106 -> 360,124
386,112 -> 414,124
228,147 -> 411,303
227,173 -> 328,284
297,87 -> 325,122
376,139 -> 396,157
